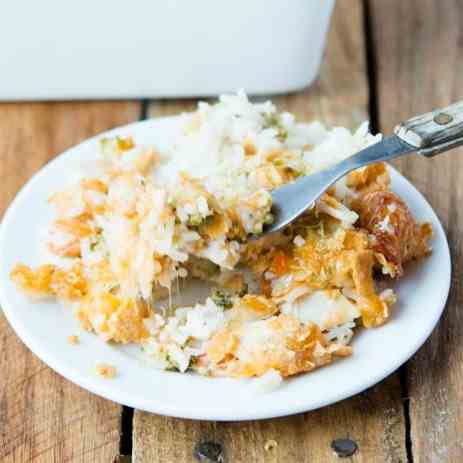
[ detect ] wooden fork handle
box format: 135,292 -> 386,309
394,100 -> 463,157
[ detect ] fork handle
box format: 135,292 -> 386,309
395,100 -> 463,157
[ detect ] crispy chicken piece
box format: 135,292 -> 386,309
354,191 -> 432,277
76,293 -> 151,343
282,224 -> 390,327
347,163 -> 390,194
10,262 -> 88,299
205,313 -> 351,378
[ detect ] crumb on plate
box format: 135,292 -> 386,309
264,439 -> 278,452
67,334 -> 79,345
95,363 -> 117,379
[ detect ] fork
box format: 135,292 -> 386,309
264,101 -> 463,235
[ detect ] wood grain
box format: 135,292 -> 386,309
133,2 -> 407,462
370,0 -> 463,461
0,101 -> 140,462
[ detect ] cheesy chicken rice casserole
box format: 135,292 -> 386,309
11,92 -> 432,385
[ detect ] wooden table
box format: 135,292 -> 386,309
1,1 -> 462,462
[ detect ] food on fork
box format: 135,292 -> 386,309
10,92 -> 432,383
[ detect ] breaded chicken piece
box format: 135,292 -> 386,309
10,262 -> 88,300
77,293 -> 151,343
354,190 -> 432,277
205,313 -> 351,378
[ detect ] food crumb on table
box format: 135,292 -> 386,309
264,439 -> 278,452
67,335 -> 79,345
95,363 -> 117,379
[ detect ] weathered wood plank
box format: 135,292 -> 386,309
133,2 -> 407,462
0,101 -> 140,462
370,0 -> 463,461
134,381 -> 405,463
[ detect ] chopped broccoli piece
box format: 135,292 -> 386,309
211,289 -> 234,309
89,234 -> 104,251
186,214 -> 204,227
263,113 -> 288,142
238,283 -> 249,297
165,354 -> 180,372
263,212 -> 274,225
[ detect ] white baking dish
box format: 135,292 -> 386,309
0,0 -> 335,100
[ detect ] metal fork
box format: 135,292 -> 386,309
264,101 -> 463,235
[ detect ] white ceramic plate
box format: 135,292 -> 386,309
0,117 -> 451,421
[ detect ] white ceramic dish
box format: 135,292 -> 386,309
0,117 -> 451,421
0,0 -> 335,101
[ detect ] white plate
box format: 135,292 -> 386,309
0,117 -> 451,421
